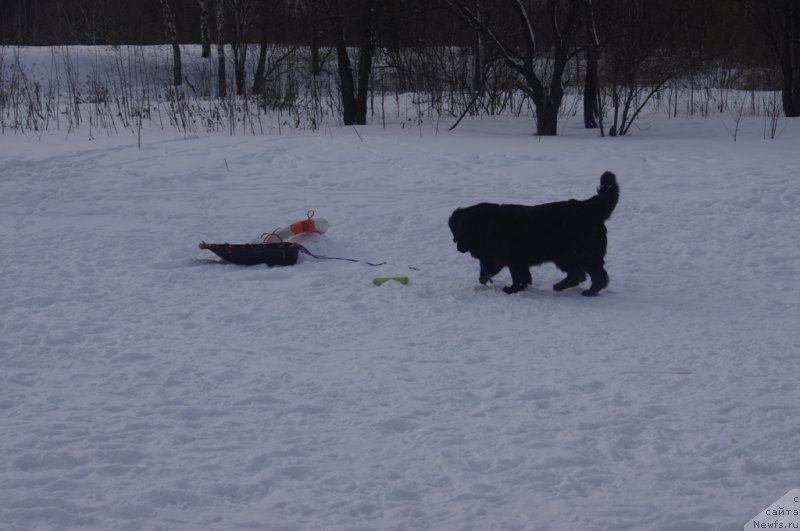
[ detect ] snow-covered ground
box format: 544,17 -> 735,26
1,114 -> 799,530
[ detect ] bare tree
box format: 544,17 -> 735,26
743,0 -> 800,117
252,0 -> 272,94
582,0 -> 599,128
228,0 -> 257,95
159,0 -> 182,86
471,0 -> 486,93
443,0 -> 584,136
8,0 -> 40,44
308,0 -> 322,76
322,0 -> 378,125
282,0 -> 323,76
597,0 -> 681,136
197,0 -> 212,58
55,0 -> 108,45
216,0 -> 227,97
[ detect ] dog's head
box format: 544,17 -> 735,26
448,207 -> 472,253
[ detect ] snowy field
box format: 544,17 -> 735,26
1,113 -> 799,530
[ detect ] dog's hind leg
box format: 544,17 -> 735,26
503,263 -> 532,294
581,261 -> 609,297
553,271 -> 586,291
553,263 -> 586,291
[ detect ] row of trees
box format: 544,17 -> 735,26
2,0 -> 798,135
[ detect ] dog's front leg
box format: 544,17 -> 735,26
479,259 -> 504,285
479,261 -> 494,284
503,264 -> 532,294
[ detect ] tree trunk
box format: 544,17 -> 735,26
336,45 -> 358,125
782,69 -> 800,117
327,0 -> 375,126
229,0 -> 251,96
216,0 -> 227,98
534,89 -> 561,136
354,0 -> 376,125
160,0 -> 182,86
252,0 -> 270,94
310,0 -> 321,76
583,0 -> 599,128
536,104 -> 559,136
355,47 -> 373,125
472,0 -> 483,93
198,0 -> 212,58
233,46 -> 247,96
781,0 -> 800,116
583,46 -> 599,128
537,43 -> 570,136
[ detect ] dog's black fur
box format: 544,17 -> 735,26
449,171 -> 619,296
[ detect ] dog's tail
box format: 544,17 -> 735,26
590,171 -> 619,220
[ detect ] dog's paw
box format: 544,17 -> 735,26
553,280 -> 570,292
503,284 -> 525,294
554,273 -> 587,292
581,288 -> 599,297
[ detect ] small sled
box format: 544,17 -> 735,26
198,241 -> 300,266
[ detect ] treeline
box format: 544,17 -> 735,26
0,1 -> 770,57
2,0 -> 798,136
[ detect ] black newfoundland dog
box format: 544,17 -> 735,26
449,171 -> 619,296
